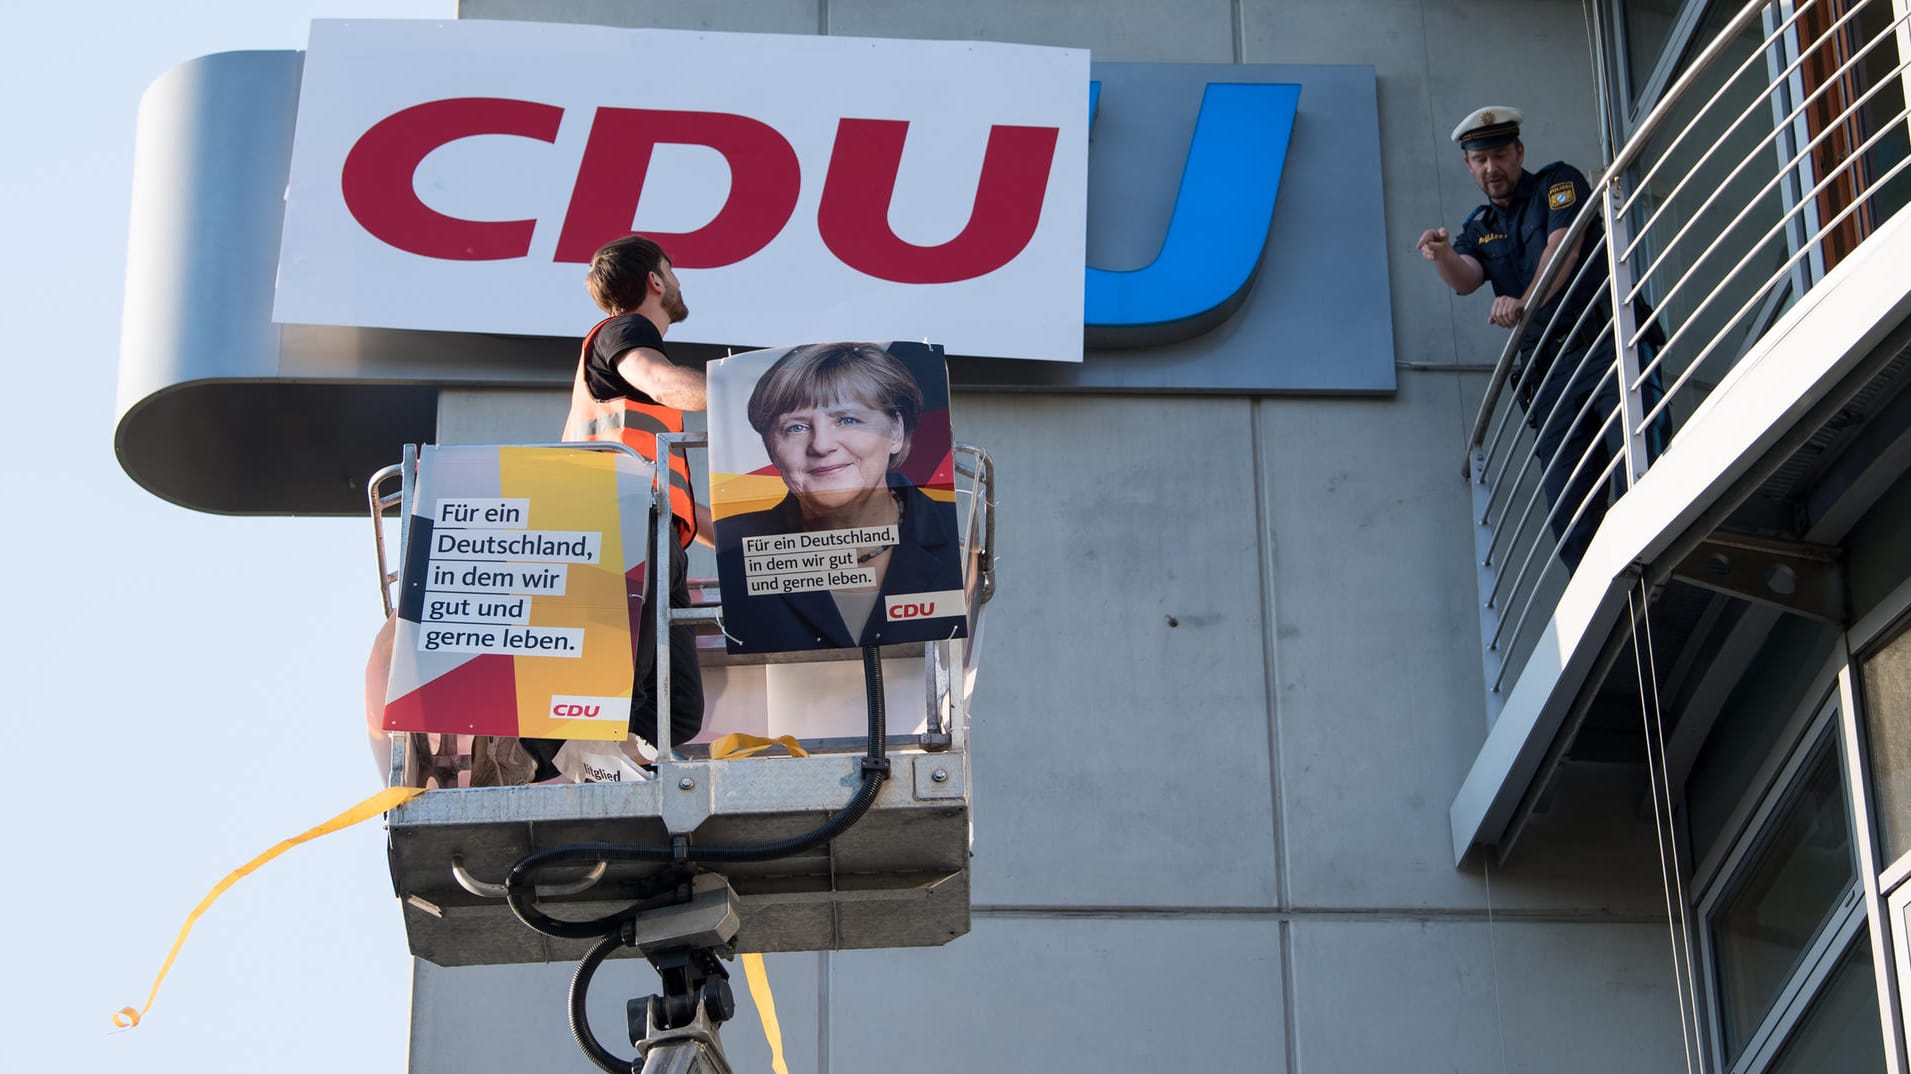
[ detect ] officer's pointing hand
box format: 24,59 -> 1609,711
1416,228 -> 1451,260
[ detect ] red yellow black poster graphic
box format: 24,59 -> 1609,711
383,445 -> 652,740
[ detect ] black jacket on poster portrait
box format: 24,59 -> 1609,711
716,476 -> 966,654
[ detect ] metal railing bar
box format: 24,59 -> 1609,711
1486,452 -> 1559,614
1480,242 -> 1616,478
1487,371 -> 1623,611
1487,397 -> 1625,642
1466,0 -> 1911,710
1483,294 -> 1613,512
1492,441 -> 1628,689
1618,0 -> 1818,217
368,463 -> 404,618
1630,85 -> 1911,368
1482,317 -> 1617,560
1482,289 -> 1612,488
1469,0 -> 1825,461
1631,79 -> 1911,364
1630,95 -> 1911,397
1626,13 -> 1911,307
1623,1 -> 1901,273
1638,136 -> 1911,429
954,442 -> 997,606
1465,195 -> 1608,453
1620,0 -> 1880,232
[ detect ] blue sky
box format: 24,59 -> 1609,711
2,3 -> 447,1069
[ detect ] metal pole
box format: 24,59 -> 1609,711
655,431 -> 679,761
1604,174 -> 1651,488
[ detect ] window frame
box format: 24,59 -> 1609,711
1695,696 -> 1865,1069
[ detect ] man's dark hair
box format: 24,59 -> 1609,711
585,234 -> 671,314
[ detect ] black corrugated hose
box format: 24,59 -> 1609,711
544,646 -> 892,1072
569,929 -> 637,1074
504,644 -> 891,938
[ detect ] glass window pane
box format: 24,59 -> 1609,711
1860,618 -> 1911,866
1621,0 -> 1685,105
1846,0 -> 1911,226
1685,616 -> 1838,864
1765,937 -> 1887,1074
1709,740 -> 1856,1059
1626,5 -> 1794,430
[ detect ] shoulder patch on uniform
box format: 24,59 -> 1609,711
1548,182 -> 1576,210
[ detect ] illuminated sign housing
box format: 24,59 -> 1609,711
115,27 -> 1392,517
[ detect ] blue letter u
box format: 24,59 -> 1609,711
1085,81 -> 1300,347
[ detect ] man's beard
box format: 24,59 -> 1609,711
664,287 -> 689,324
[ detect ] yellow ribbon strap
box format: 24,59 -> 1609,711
741,952 -> 789,1074
113,785 -> 427,1028
709,733 -> 809,759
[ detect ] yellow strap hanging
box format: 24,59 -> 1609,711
741,952 -> 790,1074
709,732 -> 810,759
114,785 -> 427,1028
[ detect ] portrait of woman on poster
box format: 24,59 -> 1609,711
717,342 -> 964,652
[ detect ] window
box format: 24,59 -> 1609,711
1762,937 -> 1887,1074
1706,731 -> 1857,1061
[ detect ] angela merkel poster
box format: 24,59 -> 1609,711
707,341 -> 968,654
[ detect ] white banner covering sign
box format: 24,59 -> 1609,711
274,19 -> 1090,362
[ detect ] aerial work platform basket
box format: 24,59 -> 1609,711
366,433 -> 994,969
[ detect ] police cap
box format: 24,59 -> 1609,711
1451,106 -> 1523,151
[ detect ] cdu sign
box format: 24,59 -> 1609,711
275,20 -> 1090,363
274,22 -> 1391,387
1085,79 -> 1300,348
970,61 -> 1393,392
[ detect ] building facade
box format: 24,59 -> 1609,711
114,1 -> 1911,1071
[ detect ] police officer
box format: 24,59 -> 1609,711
1418,107 -> 1615,569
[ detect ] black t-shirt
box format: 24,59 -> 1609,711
583,314 -> 671,404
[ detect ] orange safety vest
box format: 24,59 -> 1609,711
564,316 -> 698,547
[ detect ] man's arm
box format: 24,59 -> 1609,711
1490,225 -> 1585,328
1417,227 -> 1486,295
615,346 -> 707,411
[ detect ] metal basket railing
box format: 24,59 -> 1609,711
1465,0 -> 1911,719
367,435 -> 998,787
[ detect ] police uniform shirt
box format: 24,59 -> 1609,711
1453,161 -> 1601,301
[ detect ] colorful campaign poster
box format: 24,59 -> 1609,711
708,341 -> 968,654
383,445 -> 653,741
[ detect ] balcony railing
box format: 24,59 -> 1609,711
1465,0 -> 1911,718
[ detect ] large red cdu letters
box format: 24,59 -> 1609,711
554,108 -> 801,268
342,98 -> 563,261
818,120 -> 1059,284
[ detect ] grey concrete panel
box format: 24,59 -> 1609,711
1418,0 -> 1608,368
956,395 -> 1281,908
1290,917 -> 1685,1073
826,0 -> 1234,61
828,915 -> 1287,1072
1259,370 -> 1668,914
1240,0 -> 1459,371
409,951 -> 822,1074
460,0 -> 823,33
1258,373 -> 1489,908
